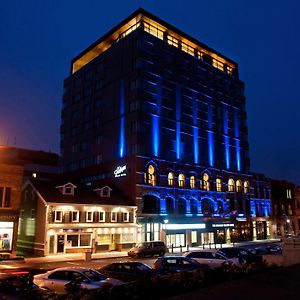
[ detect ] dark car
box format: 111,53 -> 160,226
0,272 -> 53,299
128,241 -> 167,258
217,248 -> 263,264
98,262 -> 155,282
153,256 -> 207,274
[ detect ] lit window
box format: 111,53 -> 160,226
143,22 -> 164,40
227,66 -> 233,75
167,35 -> 179,48
168,172 -> 174,186
287,189 -> 292,199
55,211 -> 63,222
190,176 -> 196,189
203,173 -> 210,191
99,211 -> 105,222
144,164 -> 156,186
86,211 -> 93,222
197,51 -> 204,60
181,42 -> 194,56
236,180 -> 242,192
111,211 -> 117,222
216,178 -> 222,192
178,173 -> 185,187
212,59 -> 224,71
32,173 -> 37,178
244,181 -> 250,193
71,211 -> 79,222
122,212 -> 129,222
228,179 -> 235,192
30,209 -> 35,219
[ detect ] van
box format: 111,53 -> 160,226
128,241 -> 167,258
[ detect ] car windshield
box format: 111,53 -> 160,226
83,270 -> 106,282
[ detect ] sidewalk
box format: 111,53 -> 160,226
23,239 -> 280,265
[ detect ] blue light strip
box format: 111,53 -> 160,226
193,127 -> 199,164
224,135 -> 230,169
235,139 -> 241,171
176,85 -> 181,160
152,114 -> 159,156
176,122 -> 181,160
119,80 -> 125,158
208,131 -> 214,167
234,109 -> 239,138
160,198 -> 166,215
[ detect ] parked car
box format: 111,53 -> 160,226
153,256 -> 208,274
183,249 -> 239,268
217,248 -> 263,264
128,241 -> 167,258
33,267 -> 123,294
99,262 -> 155,282
0,272 -> 52,299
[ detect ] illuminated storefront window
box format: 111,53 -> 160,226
0,222 -> 13,251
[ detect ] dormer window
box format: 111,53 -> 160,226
94,186 -> 112,198
56,182 -> 77,196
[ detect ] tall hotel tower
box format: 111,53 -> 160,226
61,9 -> 271,246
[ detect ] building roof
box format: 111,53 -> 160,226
71,8 -> 237,74
28,180 -> 136,207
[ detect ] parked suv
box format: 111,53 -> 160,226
128,241 -> 167,258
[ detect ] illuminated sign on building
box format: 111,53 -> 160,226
164,223 -> 206,230
114,165 -> 127,178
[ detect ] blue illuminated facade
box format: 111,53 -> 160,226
61,9 -> 272,248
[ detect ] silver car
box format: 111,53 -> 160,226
33,267 -> 123,294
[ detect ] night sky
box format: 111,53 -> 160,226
1,1 -> 299,184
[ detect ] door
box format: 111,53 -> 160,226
111,234 -> 121,251
49,235 -> 55,254
57,235 -> 65,253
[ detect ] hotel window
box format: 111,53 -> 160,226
0,187 -> 11,208
71,211 -> 79,222
212,59 -> 224,71
244,181 -> 250,193
168,172 -> 174,186
143,22 -> 164,40
122,212 -> 129,222
228,179 -> 235,192
190,176 -> 196,189
181,42 -> 194,56
86,211 -> 93,222
197,51 -> 204,60
216,178 -> 222,192
167,35 -> 179,48
111,211 -> 117,222
55,211 -> 63,222
178,173 -> 185,187
203,173 -> 210,191
227,66 -> 233,75
236,180 -> 242,192
287,189 -> 292,199
98,211 -> 105,222
30,209 -> 35,219
144,164 -> 156,186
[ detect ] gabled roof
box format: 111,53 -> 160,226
27,180 -> 135,207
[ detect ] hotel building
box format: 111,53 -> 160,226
60,9 -> 271,248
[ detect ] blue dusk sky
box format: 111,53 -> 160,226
0,0 -> 299,184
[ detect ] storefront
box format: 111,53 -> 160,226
0,222 -> 14,251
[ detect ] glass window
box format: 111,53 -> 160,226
67,235 -> 79,247
228,179 -> 235,192
55,211 -> 63,222
190,176 -> 196,189
99,211 -> 105,222
86,211 -> 93,222
167,35 -> 179,48
71,211 -> 79,222
80,235 -> 91,247
122,212 -> 129,222
203,173 -> 210,191
0,222 -> 13,251
111,212 -> 117,222
216,178 -> 222,192
212,59 -> 224,71
244,181 -> 250,193
178,174 -> 185,187
168,172 -> 174,186
144,164 -> 156,186
236,180 -> 242,192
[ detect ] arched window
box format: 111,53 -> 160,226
236,180 -> 242,192
144,164 -> 156,186
168,172 -> 174,186
166,197 -> 175,214
203,173 -> 210,191
228,178 -> 235,192
190,176 -> 196,189
216,178 -> 222,192
244,181 -> 250,193
178,198 -> 186,214
142,195 -> 160,214
190,199 -> 198,215
178,173 -> 185,187
202,198 -> 214,216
